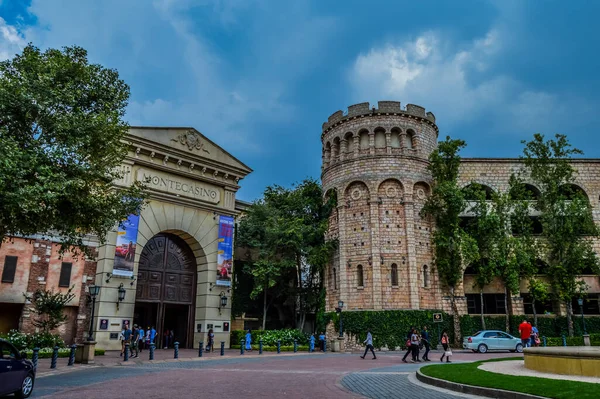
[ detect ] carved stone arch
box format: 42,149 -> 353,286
461,181 -> 498,200
377,179 -> 404,200
344,181 -> 370,204
559,182 -> 590,201
358,128 -> 370,151
413,181 -> 431,201
324,141 -> 332,165
405,128 -> 416,149
332,136 -> 341,163
344,131 -> 355,154
374,127 -> 386,149
390,127 -> 402,149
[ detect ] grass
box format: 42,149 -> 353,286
420,358 -> 599,399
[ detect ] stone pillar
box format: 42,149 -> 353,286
369,197 -> 382,310
403,192 -> 420,309
400,132 -> 407,151
369,132 -> 375,155
353,136 -> 359,157
340,139 -> 347,162
337,203 -> 349,307
510,296 -> 525,316
385,132 -> 391,154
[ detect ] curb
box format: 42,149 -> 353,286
415,370 -> 548,399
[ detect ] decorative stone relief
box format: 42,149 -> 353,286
172,129 -> 210,153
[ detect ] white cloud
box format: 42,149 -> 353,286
0,17 -> 26,61
348,28 -> 588,135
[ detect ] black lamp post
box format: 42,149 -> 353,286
336,300 -> 344,338
87,285 -> 100,342
117,283 -> 126,310
219,292 -> 228,314
577,298 -> 587,334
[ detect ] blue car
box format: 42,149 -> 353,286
462,330 -> 524,354
0,339 -> 35,398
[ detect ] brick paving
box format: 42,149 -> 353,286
30,349 -> 522,398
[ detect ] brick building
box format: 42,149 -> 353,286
321,101 -> 600,318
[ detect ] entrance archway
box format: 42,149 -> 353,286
134,233 -> 197,348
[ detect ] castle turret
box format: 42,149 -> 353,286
321,101 -> 440,312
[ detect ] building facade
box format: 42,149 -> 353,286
321,101 -> 600,317
0,127 -> 251,350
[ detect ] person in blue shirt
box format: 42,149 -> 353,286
150,326 -> 157,345
318,332 -> 326,352
138,326 -> 145,352
245,329 -> 252,351
309,335 -> 315,352
360,329 -> 377,360
421,326 -> 431,361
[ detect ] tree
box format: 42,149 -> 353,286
421,136 -> 478,344
236,179 -> 336,330
23,287 -> 75,333
521,134 -> 600,336
0,44 -> 146,257
527,278 -> 549,327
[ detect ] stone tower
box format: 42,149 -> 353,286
321,101 -> 442,312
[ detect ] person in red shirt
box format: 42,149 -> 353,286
519,319 -> 532,347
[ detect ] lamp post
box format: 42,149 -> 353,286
87,285 -> 100,342
117,283 -> 126,310
577,298 -> 587,334
336,300 -> 344,338
219,292 -> 228,314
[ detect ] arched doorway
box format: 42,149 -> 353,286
134,233 -> 197,348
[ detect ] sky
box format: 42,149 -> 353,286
1,0 -> 600,201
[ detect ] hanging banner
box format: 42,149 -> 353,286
112,214 -> 140,277
216,215 -> 234,287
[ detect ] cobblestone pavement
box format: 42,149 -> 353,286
30,350 -> 522,398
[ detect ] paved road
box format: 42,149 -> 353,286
29,350 -> 521,398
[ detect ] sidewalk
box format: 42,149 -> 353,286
34,347 -> 325,377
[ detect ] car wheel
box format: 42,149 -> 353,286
516,343 -> 523,353
15,373 -> 34,399
477,344 -> 488,354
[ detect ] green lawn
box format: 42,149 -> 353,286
420,358 -> 599,399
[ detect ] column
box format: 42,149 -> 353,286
353,136 -> 359,157
369,197 -> 382,310
337,203 -> 349,307
340,139 -> 347,162
369,132 -> 375,155
403,192 -> 420,309
385,132 -> 391,154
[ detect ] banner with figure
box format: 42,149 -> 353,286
216,215 -> 234,287
112,214 -> 140,277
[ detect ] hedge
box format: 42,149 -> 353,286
460,315 -> 600,338
230,329 -> 310,346
22,347 -> 105,359
230,345 -> 310,352
326,310 -> 454,350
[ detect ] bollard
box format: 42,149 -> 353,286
32,348 -> 39,371
259,339 -> 263,355
124,342 -> 130,362
294,339 -> 298,353
277,340 -> 281,354
562,335 -> 567,347
199,342 -> 204,357
241,339 -> 245,355
50,346 -> 59,369
220,341 -> 225,356
543,336 -> 547,347
174,342 -> 179,359
149,343 -> 155,360
68,344 -> 77,366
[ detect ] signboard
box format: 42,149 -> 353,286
137,169 -> 220,204
223,322 -> 230,332
433,313 -> 443,323
99,319 -> 109,330
216,215 -> 234,287
110,333 -> 119,340
112,214 -> 140,278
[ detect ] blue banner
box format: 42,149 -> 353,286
216,215 -> 234,287
112,214 -> 140,277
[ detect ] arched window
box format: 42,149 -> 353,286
333,268 -> 337,290
391,263 -> 398,286
423,265 -> 429,288
405,129 -> 415,149
357,264 -> 364,287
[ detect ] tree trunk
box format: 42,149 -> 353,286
566,300 -> 574,337
504,287 -> 510,333
480,290 -> 486,330
532,297 -> 538,328
262,285 -> 267,330
450,287 -> 461,347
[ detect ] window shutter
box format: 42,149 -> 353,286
58,262 -> 73,287
1,256 -> 18,283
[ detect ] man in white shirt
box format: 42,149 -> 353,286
360,329 -> 377,360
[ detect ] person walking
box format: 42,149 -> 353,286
519,319 -> 532,348
421,325 -> 431,361
207,328 -> 214,352
309,334 -> 315,352
440,331 -> 452,363
163,329 -> 170,349
131,325 -> 139,358
319,332 -> 326,352
410,328 -> 421,362
245,329 -> 252,351
401,326 -> 415,363
138,325 -> 145,353
360,329 -> 377,360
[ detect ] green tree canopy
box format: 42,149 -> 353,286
0,44 -> 146,256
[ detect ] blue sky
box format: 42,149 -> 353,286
2,0 -> 600,201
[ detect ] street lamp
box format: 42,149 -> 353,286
117,283 -> 126,310
577,298 -> 587,334
336,300 -> 344,338
87,285 -> 100,342
218,291 -> 228,314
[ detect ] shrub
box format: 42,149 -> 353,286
0,330 -> 66,350
231,329 -> 311,347
22,347 -> 105,358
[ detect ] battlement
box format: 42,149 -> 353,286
322,101 -> 436,131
